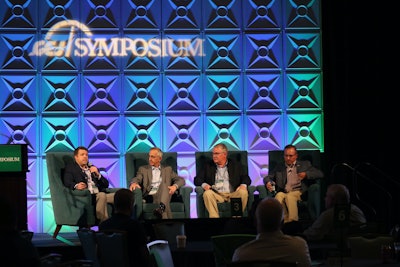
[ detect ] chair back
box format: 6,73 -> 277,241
195,151 -> 248,175
268,150 -> 322,171
96,230 -> 130,267
348,233 -> 394,259
20,230 -> 34,241
46,152 -> 96,237
152,221 -> 185,246
195,151 -> 254,218
147,240 -> 175,267
267,149 -> 323,220
125,151 -> 192,219
227,261 -> 298,267
77,228 -> 99,267
211,234 -> 256,267
125,152 -> 178,185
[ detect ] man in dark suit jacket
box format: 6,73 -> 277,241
129,147 -> 185,219
63,146 -> 115,223
263,144 -> 324,223
194,143 -> 251,218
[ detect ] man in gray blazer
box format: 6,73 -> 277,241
129,147 -> 185,219
263,144 -> 324,223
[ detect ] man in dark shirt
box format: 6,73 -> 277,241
63,146 -> 114,223
99,188 -> 151,267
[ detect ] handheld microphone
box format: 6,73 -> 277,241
87,162 -> 98,179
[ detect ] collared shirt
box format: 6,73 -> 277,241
83,168 -> 99,194
149,166 -> 161,195
215,164 -> 231,193
285,162 -> 300,192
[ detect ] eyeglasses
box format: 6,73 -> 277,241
212,152 -> 225,155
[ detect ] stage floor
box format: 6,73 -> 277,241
32,232 -> 80,248
32,232 -> 85,262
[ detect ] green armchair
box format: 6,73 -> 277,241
46,152 -> 117,238
125,152 -> 192,219
256,149 -> 323,221
194,151 -> 256,218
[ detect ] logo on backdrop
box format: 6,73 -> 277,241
29,20 -> 205,58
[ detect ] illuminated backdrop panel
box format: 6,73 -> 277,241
0,0 -> 323,233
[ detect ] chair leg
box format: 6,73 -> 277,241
53,225 -> 62,238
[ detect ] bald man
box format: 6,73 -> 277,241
232,197 -> 311,267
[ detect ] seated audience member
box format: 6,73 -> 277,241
0,196 -> 40,267
63,146 -> 114,223
302,183 -> 366,241
263,144 -> 324,223
99,188 -> 151,267
194,143 -> 251,218
129,147 -> 185,219
232,197 -> 311,267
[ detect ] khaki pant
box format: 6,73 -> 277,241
96,192 -> 115,222
275,190 -> 302,222
203,189 -> 248,218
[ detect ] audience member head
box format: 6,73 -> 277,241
256,197 -> 284,233
325,183 -> 350,209
114,188 -> 134,215
283,144 -> 298,166
212,143 -> 228,167
148,147 -> 163,167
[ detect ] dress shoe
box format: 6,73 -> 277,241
153,202 -> 166,219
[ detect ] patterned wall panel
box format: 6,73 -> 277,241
0,74 -> 37,113
0,33 -> 37,71
163,73 -> 202,113
164,115 -> 202,152
244,33 -> 282,70
121,1 -> 161,30
244,73 -> 283,111
41,75 -> 79,113
0,0 -> 323,233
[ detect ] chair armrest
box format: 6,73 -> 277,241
248,185 -> 256,194
70,189 -> 92,197
195,186 -> 206,218
307,183 -> 321,219
195,186 -> 205,195
178,186 -> 193,218
54,187 -> 96,226
179,185 -> 193,195
256,185 -> 274,199
132,188 -> 144,219
106,188 -> 120,193
247,185 -> 256,213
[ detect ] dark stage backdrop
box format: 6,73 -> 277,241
323,1 -> 399,228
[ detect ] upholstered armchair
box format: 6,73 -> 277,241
46,152 -> 117,238
194,151 -> 256,218
125,152 -> 192,219
256,149 -> 324,221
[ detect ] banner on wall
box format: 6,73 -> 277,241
0,144 -> 28,172
29,20 -> 205,58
